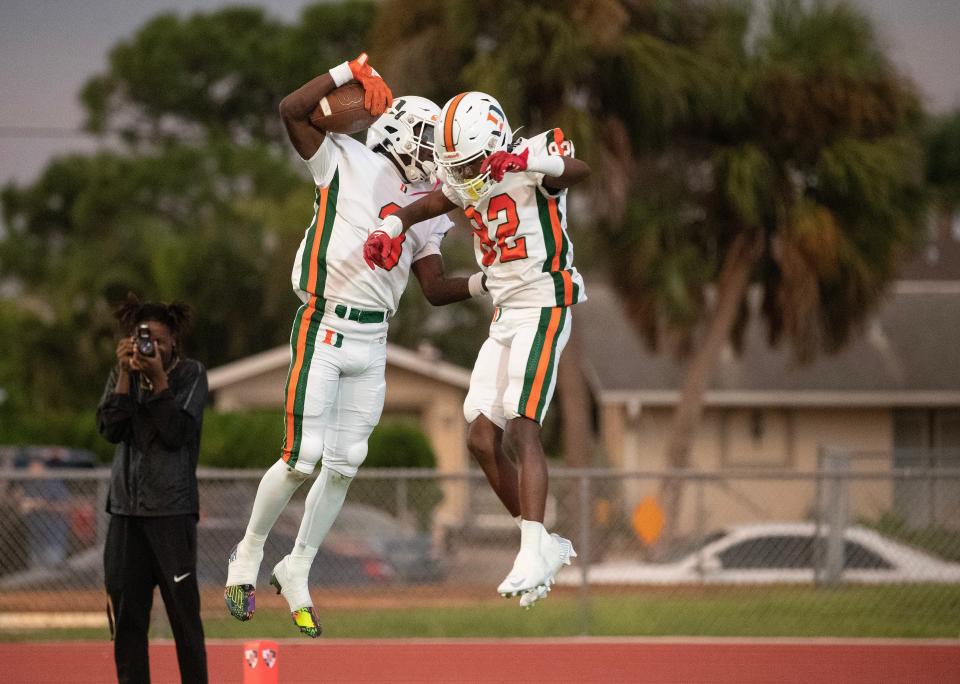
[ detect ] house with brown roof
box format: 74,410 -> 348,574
575,217 -> 960,533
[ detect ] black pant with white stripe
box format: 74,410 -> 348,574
104,514 -> 207,684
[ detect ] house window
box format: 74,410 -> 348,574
892,409 -> 960,528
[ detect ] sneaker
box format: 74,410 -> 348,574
269,555 -> 321,637
224,544 -> 262,621
497,547 -> 550,597
518,533 -> 576,609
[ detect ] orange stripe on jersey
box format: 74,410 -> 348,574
561,270 -> 573,306
443,92 -> 469,153
546,198 -> 563,271
283,297 -> 318,461
524,307 -> 562,419
545,197 -> 572,304
305,186 -> 329,294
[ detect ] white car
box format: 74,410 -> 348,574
557,522 -> 960,586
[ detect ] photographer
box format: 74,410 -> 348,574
97,295 -> 208,684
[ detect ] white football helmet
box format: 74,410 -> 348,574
434,91 -> 513,203
366,95 -> 440,184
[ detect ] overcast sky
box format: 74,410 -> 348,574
1,0 -> 958,189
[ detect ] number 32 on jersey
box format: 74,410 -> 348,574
465,194 -> 527,267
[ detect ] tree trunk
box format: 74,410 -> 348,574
659,231 -> 762,549
556,326 -> 594,533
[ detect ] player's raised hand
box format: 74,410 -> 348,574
481,148 -> 529,182
348,53 -> 392,117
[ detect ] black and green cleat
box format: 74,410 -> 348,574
224,584 -> 255,621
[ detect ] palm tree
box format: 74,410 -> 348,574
371,0 -> 929,543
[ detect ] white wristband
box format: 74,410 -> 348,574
525,154 -> 565,178
329,61 -> 353,87
376,214 -> 404,238
468,272 -> 488,298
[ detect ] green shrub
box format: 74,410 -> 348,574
200,410 -> 284,468
1,409 -> 111,463
352,420 -> 443,529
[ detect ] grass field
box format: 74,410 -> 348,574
4,585 -> 959,642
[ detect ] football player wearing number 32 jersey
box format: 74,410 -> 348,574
365,91 -> 590,607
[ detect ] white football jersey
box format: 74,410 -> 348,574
439,128 -> 586,309
292,133 -> 453,316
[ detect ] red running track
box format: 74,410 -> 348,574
4,638 -> 959,683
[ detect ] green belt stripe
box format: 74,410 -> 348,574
334,303 -> 386,323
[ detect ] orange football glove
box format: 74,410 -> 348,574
349,53 -> 392,117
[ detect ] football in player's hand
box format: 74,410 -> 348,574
309,83 -> 379,134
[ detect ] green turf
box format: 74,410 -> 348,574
4,585 -> 959,641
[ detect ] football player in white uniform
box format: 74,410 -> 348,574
365,91 -> 590,607
224,56 -> 488,637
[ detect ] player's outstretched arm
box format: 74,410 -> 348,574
279,53 -> 391,160
481,147 -> 591,191
412,255 -> 487,306
364,188 -> 457,270
541,156 -> 591,191
391,188 -> 458,236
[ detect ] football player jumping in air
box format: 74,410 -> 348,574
224,56 -> 489,637
365,91 -> 590,607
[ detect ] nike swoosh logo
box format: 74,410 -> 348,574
173,573 -> 191,583
507,578 -> 524,588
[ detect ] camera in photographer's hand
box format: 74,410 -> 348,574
136,323 -> 155,357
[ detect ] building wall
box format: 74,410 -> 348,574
600,403 -> 894,537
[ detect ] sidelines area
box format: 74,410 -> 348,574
4,638 -> 958,683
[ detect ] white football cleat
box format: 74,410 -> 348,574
518,533 -> 577,609
497,547 -> 550,597
519,583 -> 551,609
269,555 -> 313,612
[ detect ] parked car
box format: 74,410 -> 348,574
0,521 -> 398,591
557,522 -> 960,586
325,503 -> 446,583
0,446 -> 97,578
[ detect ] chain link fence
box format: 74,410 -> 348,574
1,448 -> 959,637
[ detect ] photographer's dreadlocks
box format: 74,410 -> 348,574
114,293 -> 192,353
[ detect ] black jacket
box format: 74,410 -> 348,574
96,358 -> 207,517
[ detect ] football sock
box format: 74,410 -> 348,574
520,519 -> 547,553
289,466 -> 353,570
238,458 -> 309,556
